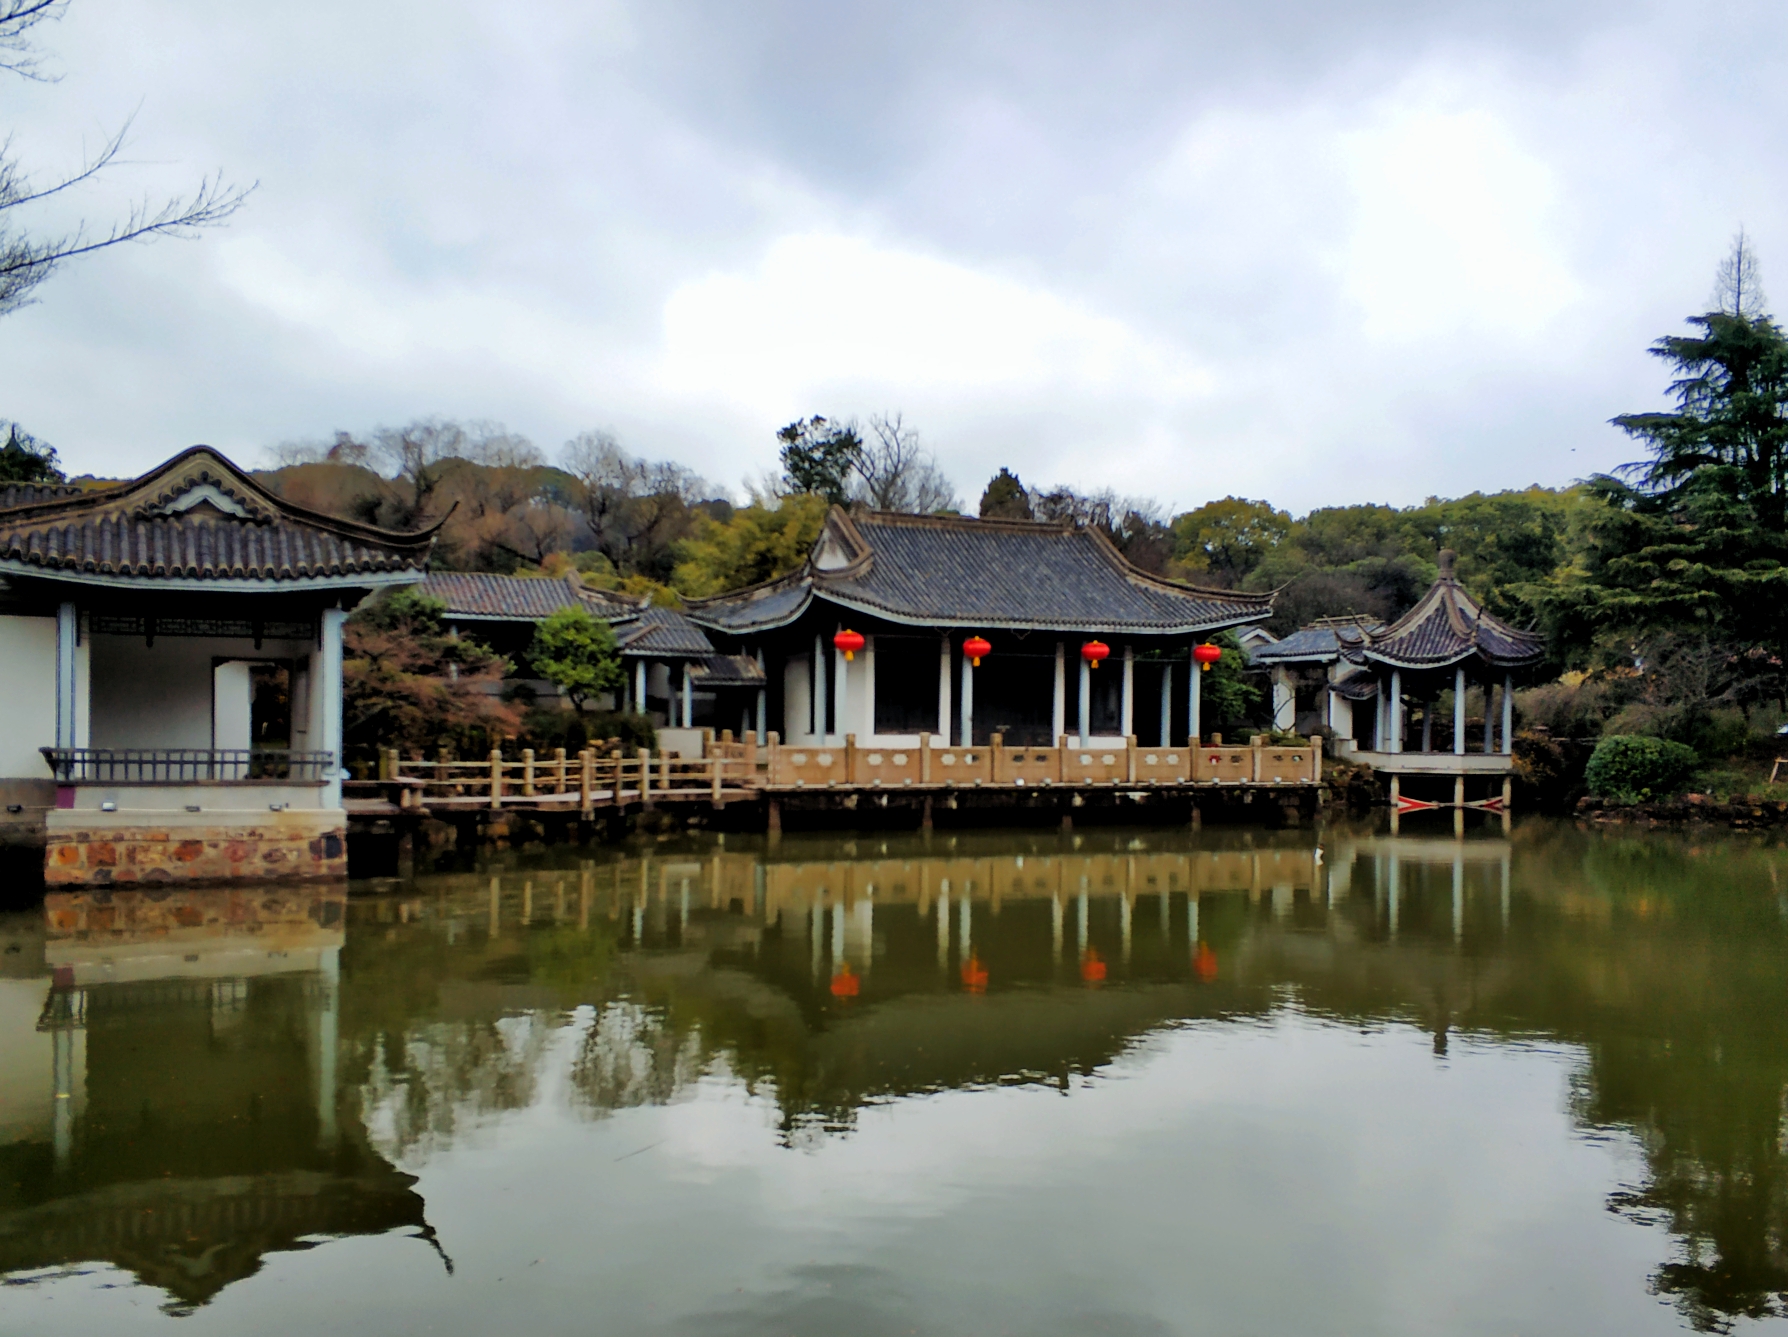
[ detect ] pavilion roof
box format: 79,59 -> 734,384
0,447 -> 435,592
1344,551 -> 1545,672
688,508 -> 1273,636
420,571 -> 716,659
1251,615 -> 1384,665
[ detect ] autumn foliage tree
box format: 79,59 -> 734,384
342,588 -> 520,761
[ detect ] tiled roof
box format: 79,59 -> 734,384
1347,552 -> 1545,671
690,509 -> 1273,635
690,653 -> 766,685
0,447 -> 434,587
616,605 -> 715,657
421,573 -> 643,622
0,482 -> 83,509
1252,616 -> 1384,665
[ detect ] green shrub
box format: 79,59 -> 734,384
519,707 -> 657,754
1583,735 -> 1700,802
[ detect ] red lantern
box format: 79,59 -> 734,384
1080,947 -> 1107,984
833,629 -> 865,661
1193,642 -> 1222,673
961,953 -> 989,993
829,963 -> 860,997
963,635 -> 991,667
1194,942 -> 1218,982
1081,640 -> 1110,669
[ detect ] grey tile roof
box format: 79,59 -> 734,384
1252,616 -> 1384,665
615,605 -> 715,657
689,509 -> 1273,635
1347,552 -> 1545,671
422,573 -> 643,622
0,482 -> 83,509
690,653 -> 766,685
0,447 -> 435,587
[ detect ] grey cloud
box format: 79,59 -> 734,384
0,0 -> 1784,512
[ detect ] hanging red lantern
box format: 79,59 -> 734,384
1193,642 -> 1222,673
833,628 -> 865,661
1081,640 -> 1110,669
963,635 -> 991,666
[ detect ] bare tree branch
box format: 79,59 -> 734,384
0,1 -> 64,81
0,3 -> 254,315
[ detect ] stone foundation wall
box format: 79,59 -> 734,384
44,809 -> 347,887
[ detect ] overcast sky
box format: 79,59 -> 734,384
2,0 -> 1783,513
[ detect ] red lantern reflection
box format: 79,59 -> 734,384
1080,947 -> 1107,984
1194,942 -> 1218,981
961,953 -> 989,993
829,963 -> 860,997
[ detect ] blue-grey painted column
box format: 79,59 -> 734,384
937,636 -> 952,740
320,607 -> 346,809
1389,669 -> 1402,753
1188,649 -> 1201,745
1159,662 -> 1172,747
681,661 -> 693,727
960,649 -> 974,746
55,601 -> 78,752
634,659 -> 647,716
1078,654 -> 1091,743
834,637 -> 848,745
1121,645 -> 1134,738
1453,666 -> 1467,757
813,635 -> 827,741
1501,673 -> 1514,755
1053,642 -> 1066,741
754,648 -> 767,745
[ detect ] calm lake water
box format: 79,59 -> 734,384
4,818 -> 1788,1336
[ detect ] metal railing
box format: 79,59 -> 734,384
40,748 -> 336,784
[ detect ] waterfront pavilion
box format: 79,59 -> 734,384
685,507 -> 1272,749
0,447 -> 435,885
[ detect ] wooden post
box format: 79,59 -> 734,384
1252,735 -> 1264,783
920,731 -> 932,783
991,732 -> 1004,783
490,749 -> 503,809
1126,734 -> 1137,783
639,747 -> 653,807
660,748 -> 671,796
846,732 -> 858,785
522,748 -> 535,797
1058,734 -> 1069,784
711,752 -> 723,805
554,747 -> 567,794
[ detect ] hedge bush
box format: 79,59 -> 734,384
1583,734 -> 1700,802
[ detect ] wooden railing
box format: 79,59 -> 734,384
768,733 -> 1320,789
348,728 -> 1319,813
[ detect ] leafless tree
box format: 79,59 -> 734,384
0,2 -> 254,315
559,430 -> 712,577
848,412 -> 958,513
1711,228 -> 1767,319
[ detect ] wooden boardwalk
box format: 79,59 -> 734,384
343,732 -> 1324,830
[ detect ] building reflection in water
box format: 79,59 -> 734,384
5,825 -> 1788,1328
0,886 -> 442,1315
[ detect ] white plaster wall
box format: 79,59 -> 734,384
0,614 -> 57,779
783,654 -> 812,743
89,634 -> 312,750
